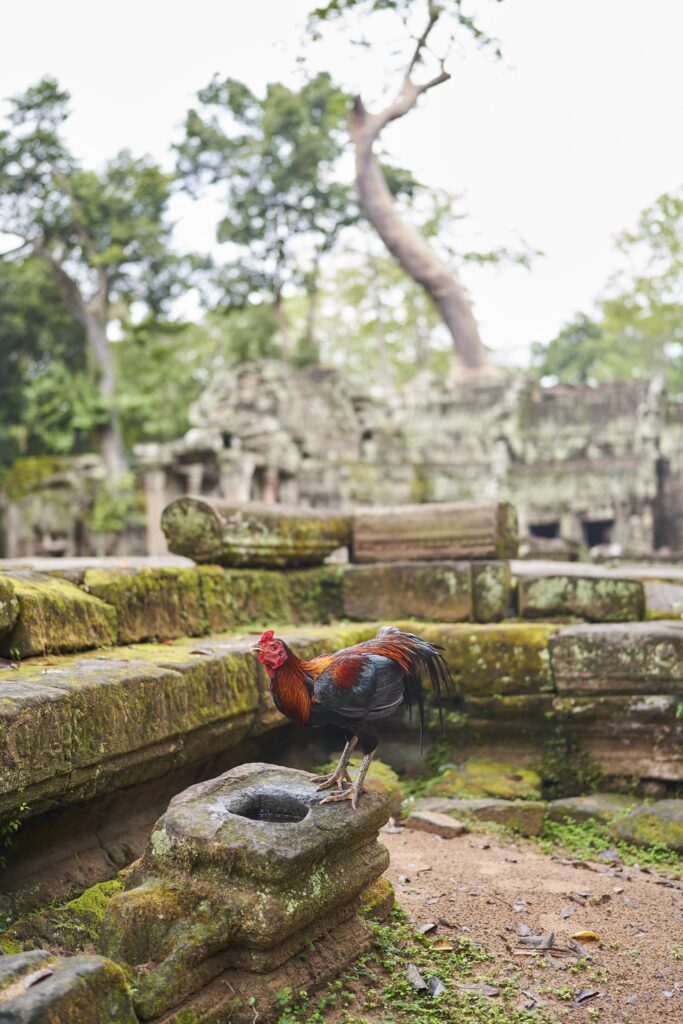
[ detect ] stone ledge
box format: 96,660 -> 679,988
550,621 -> 683,694
0,571 -> 117,658
519,574 -> 645,622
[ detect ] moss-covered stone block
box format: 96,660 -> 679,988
162,495 -> 352,567
200,565 -> 344,632
551,621 -> 683,694
342,562 -> 472,622
418,795 -> 546,835
0,578 -> 20,639
1,878 -> 124,954
0,572 -> 116,658
359,877 -> 395,921
402,622 -> 557,696
551,693 -> 683,781
425,757 -> 542,800
84,566 -> 206,643
547,793 -> 635,825
519,574 -> 645,622
471,561 -> 511,622
101,763 -> 390,1018
611,799 -> 683,851
0,949 -> 137,1023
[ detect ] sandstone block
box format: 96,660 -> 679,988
84,565 -> 206,642
552,693 -> 683,781
352,500 -> 518,563
0,577 -> 20,638
342,561 -> 472,622
412,622 -> 556,696
424,757 -> 542,801
0,950 -> 136,1024
417,796 -> 547,836
162,496 -> 352,568
611,799 -> 683,851
471,560 -> 512,622
550,621 -> 683,694
547,793 -> 636,824
405,810 -> 468,837
0,571 -> 116,658
101,763 -> 390,1018
519,574 -> 645,622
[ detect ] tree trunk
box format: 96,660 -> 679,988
84,312 -> 128,479
351,95 -> 492,378
39,248 -> 127,479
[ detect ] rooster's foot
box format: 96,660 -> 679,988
320,785 -> 367,809
314,769 -> 352,792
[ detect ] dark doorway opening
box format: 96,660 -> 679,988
529,521 -> 560,539
582,519 -> 614,546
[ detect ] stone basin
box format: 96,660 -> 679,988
100,763 -> 391,1021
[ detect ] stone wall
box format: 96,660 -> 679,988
135,364 -> 683,558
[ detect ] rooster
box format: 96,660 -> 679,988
252,626 -> 453,808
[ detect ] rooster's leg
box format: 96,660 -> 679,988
320,751 -> 374,809
315,737 -> 357,791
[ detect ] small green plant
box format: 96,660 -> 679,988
537,816 -> 681,875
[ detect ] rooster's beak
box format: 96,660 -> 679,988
251,641 -> 263,652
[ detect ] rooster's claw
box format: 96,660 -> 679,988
314,769 -> 352,792
320,785 -> 366,809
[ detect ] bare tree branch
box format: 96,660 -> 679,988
405,0 -> 441,80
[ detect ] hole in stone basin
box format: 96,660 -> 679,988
233,793 -> 309,823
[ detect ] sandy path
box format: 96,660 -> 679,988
381,826 -> 683,1023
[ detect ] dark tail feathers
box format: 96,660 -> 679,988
376,626 -> 456,749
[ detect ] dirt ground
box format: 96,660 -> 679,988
379,824 -> 683,1023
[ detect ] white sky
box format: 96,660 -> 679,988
2,0 -> 683,365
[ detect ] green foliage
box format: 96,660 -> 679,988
276,906 -> 547,1024
533,187 -> 683,391
538,816 -> 682,875
0,255 -> 99,476
0,76 -> 186,478
87,472 -> 145,534
178,73 -> 356,340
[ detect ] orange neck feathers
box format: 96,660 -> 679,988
271,655 -> 312,727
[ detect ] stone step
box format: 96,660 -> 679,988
518,573 -> 645,622
550,621 -> 683,694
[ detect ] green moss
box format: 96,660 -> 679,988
3,455 -> 70,501
426,757 -> 542,800
0,571 -> 117,657
359,878 -> 394,920
84,567 -> 206,643
1,878 -> 124,954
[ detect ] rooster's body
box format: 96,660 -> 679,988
254,626 -> 452,807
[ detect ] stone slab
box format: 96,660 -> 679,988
547,793 -> 636,824
405,810 -> 468,837
84,565 -> 207,643
471,561 -> 512,622
0,577 -> 20,639
342,561 -> 472,622
352,500 -> 518,563
519,574 -> 645,622
611,798 -> 683,851
0,572 -> 117,658
550,621 -> 683,694
162,496 -> 352,567
0,950 -> 137,1023
416,796 -> 547,836
403,621 -> 557,696
553,693 -> 683,780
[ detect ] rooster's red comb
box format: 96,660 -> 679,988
259,629 -> 276,643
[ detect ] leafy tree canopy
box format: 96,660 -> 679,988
533,188 -> 683,392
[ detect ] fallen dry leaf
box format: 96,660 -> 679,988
571,930 -> 600,941
432,940 -> 455,951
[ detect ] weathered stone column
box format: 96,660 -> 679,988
100,763 -> 391,1022
142,468 -> 169,556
